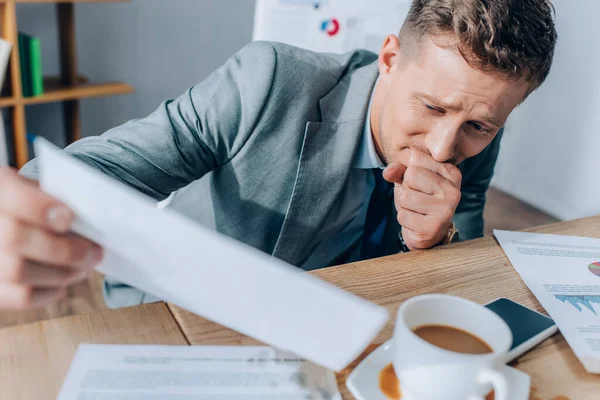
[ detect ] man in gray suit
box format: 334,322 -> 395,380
0,0 -> 556,309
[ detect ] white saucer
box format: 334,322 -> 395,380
346,340 -> 531,400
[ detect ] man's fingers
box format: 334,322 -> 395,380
21,230 -> 102,269
382,150 -> 462,187
395,186 -> 437,215
407,150 -> 462,187
402,166 -> 443,195
0,168 -> 75,233
397,210 -> 445,250
0,282 -> 66,309
17,263 -> 87,287
396,207 -> 431,234
0,215 -> 102,269
396,207 -> 447,242
0,254 -> 87,287
382,164 -> 407,184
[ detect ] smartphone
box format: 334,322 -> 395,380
484,297 -> 558,363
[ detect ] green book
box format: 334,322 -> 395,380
18,34 -> 31,97
29,37 -> 43,96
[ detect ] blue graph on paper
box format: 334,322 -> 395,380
555,296 -> 600,315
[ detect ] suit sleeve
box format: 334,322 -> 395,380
20,41 -> 277,201
453,128 -> 504,240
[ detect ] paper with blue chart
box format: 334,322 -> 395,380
495,230 -> 600,374
253,0 -> 411,54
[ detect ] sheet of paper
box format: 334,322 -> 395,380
494,229 -> 600,373
58,344 -> 341,400
35,139 -> 388,372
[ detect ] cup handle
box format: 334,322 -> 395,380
467,367 -> 508,400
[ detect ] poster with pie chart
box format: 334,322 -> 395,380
589,262 -> 600,278
253,0 -> 411,54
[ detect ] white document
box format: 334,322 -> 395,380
35,139 -> 388,372
58,344 -> 341,400
494,229 -> 600,373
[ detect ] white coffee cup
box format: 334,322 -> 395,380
392,294 -> 513,400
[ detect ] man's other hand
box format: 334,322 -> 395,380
0,168 -> 103,309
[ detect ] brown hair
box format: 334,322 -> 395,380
399,0 -> 557,94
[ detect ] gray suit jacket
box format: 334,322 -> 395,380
22,41 -> 502,306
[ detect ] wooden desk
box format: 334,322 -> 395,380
2,216 -> 600,399
0,303 -> 187,400
169,216 -> 600,399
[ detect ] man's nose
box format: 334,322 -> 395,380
425,122 -> 461,163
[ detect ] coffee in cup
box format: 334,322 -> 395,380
412,324 -> 493,355
391,294 -> 513,400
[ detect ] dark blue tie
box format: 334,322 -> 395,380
361,168 -> 393,260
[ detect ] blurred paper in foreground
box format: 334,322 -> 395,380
35,138 -> 388,372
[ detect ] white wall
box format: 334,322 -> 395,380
16,0 -> 256,148
492,0 -> 600,221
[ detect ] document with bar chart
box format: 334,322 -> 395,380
495,230 -> 600,374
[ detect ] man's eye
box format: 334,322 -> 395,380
424,103 -> 442,114
468,121 -> 486,132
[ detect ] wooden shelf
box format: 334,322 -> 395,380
0,74 -> 89,106
28,81 -> 133,105
0,96 -> 15,107
10,1 -> 130,4
0,81 -> 133,107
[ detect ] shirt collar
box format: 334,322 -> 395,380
354,80 -> 385,170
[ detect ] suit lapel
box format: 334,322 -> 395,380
272,62 -> 379,266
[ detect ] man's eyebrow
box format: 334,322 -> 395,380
414,91 -> 504,128
482,116 -> 504,128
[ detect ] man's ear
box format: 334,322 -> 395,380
378,34 -> 401,77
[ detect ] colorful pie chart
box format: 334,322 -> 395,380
589,262 -> 600,277
321,18 -> 340,37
